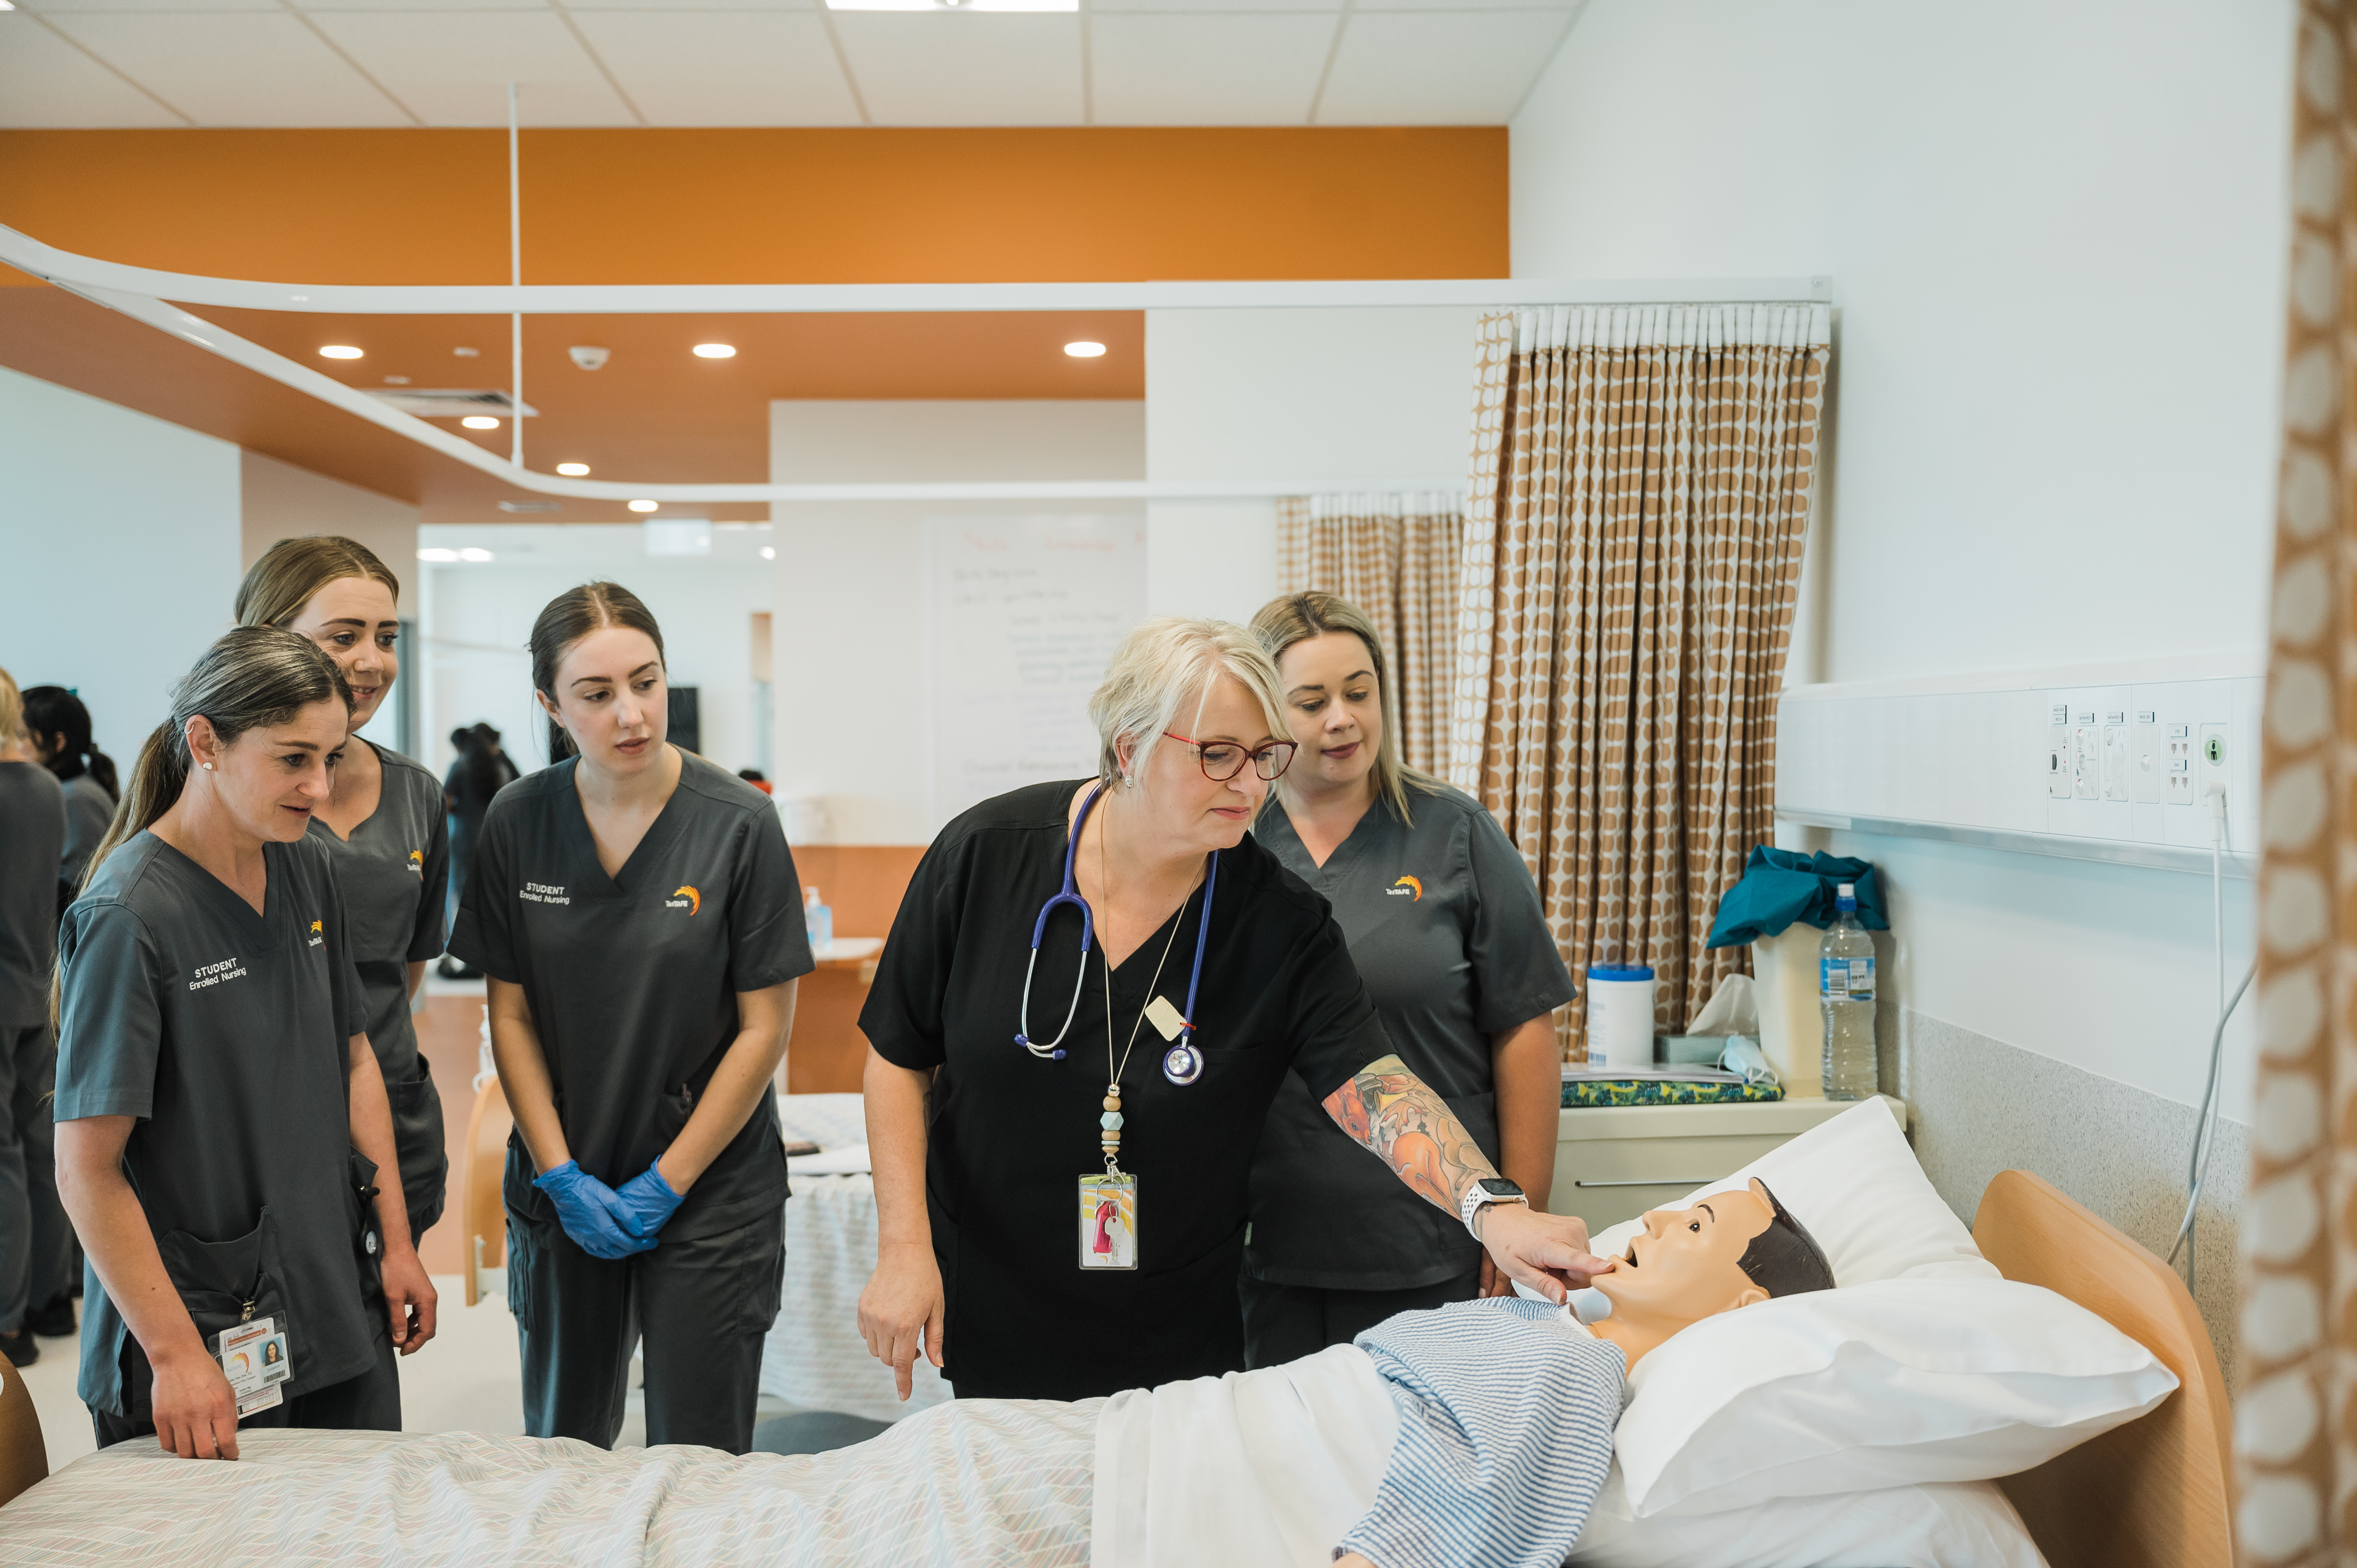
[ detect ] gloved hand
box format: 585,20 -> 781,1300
533,1161 -> 657,1259
612,1159 -> 686,1241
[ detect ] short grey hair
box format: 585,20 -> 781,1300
1088,617 -> 1289,786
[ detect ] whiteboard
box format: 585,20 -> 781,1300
927,515 -> 1147,828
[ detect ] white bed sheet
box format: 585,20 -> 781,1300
0,1396 -> 1098,1568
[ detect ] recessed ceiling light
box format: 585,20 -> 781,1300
461,415 -> 501,430
417,547 -> 460,563
826,0 -> 1078,9
319,345 -> 364,360
454,346 -> 480,357
760,546 -> 776,560
629,499 -> 659,513
458,547 -> 495,563
556,462 -> 591,476
382,375 -> 411,386
692,343 -> 737,359
1064,341 -> 1106,358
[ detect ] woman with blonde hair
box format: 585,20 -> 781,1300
856,616 -> 1608,1402
236,536 -> 450,1244
0,666 -> 72,1367
1238,592 -> 1575,1367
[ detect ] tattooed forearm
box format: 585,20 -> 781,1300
1321,1054 -> 1500,1216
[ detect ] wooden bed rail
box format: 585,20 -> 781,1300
0,1350 -> 46,1508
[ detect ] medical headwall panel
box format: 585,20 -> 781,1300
1775,655 -> 2263,877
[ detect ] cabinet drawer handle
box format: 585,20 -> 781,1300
1572,1178 -> 1721,1188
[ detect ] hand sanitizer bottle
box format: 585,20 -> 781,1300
803,885 -> 832,953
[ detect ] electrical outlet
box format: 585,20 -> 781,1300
2200,723 -> 2229,795
2101,724 -> 2129,802
2132,707 -> 2162,804
2073,726 -> 2099,800
2046,703 -> 2072,800
2166,723 -> 2194,806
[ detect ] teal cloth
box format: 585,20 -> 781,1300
1705,846 -> 1888,949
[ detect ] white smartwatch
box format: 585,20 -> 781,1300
1461,1177 -> 1528,1239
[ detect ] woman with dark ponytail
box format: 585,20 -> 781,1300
52,627 -> 436,1460
0,668 -> 72,1368
22,686 -> 118,912
447,581 -> 811,1455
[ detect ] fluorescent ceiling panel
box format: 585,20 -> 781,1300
40,11 -> 411,125
1352,0 -> 1585,9
307,11 -> 637,125
830,13 -> 1083,124
829,0 -> 1076,11
0,16 -> 187,125
1088,0 -> 1343,11
294,0 -> 543,11
1090,12 -> 1335,125
1316,8 -> 1576,123
569,11 -> 863,124
564,0 -> 819,11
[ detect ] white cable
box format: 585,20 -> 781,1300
2170,783 -> 2247,1284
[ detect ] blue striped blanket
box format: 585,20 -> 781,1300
1336,1298 -> 1627,1568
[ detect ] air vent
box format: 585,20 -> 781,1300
363,388 -> 539,418
498,500 -> 562,514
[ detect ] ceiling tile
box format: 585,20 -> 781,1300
306,11 -> 638,125
567,12 -> 860,125
20,0 -> 274,13
1315,9 -> 1573,124
1352,0 -> 1585,10
296,0 -> 544,11
565,0 -> 818,10
830,14 -> 1082,125
0,15 -> 187,125
38,12 -> 414,125
1089,0 -> 1339,11
1090,12 -> 1331,125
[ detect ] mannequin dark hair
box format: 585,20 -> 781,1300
528,582 -> 666,762
1737,1180 -> 1835,1298
21,685 -> 118,803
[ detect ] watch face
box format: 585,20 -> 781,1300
1477,1178 -> 1523,1200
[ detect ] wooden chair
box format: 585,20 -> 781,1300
0,1349 -> 48,1508
462,1072 -> 512,1308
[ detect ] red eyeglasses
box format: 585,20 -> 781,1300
1161,731 -> 1298,782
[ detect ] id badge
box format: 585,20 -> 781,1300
216,1316 -> 293,1418
1079,1174 -> 1138,1270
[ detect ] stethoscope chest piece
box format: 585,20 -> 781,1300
1161,1039 -> 1203,1086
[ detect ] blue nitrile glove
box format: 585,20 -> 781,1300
533,1161 -> 657,1259
612,1159 -> 686,1241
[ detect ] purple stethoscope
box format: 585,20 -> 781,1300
1014,782 -> 1217,1086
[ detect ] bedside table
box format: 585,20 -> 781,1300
1546,1095 -> 1909,1229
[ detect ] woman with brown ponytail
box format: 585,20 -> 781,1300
52,627 -> 436,1459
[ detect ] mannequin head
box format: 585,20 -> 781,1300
1587,1178 -> 1833,1368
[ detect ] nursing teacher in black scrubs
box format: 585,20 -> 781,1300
448,582 -> 812,1455
856,617 -> 1612,1402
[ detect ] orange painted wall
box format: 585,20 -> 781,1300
0,127 -> 1508,287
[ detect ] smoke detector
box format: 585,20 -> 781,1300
569,346 -> 611,371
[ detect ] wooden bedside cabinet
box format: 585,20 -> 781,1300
1546,1095 -> 1909,1230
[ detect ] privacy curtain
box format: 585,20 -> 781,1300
2240,5 -> 2354,1559
1449,304 -> 1831,1056
1275,493 -> 1465,776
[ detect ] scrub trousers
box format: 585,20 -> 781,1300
1238,1265 -> 1483,1370
92,1328 -> 401,1448
0,1023 -> 74,1334
508,1203 -> 785,1455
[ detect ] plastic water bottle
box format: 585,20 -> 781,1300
803,885 -> 833,953
1819,883 -> 1878,1100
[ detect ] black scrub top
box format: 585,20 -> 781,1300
0,761 -> 64,1029
860,780 -> 1396,1401
308,742 -> 450,1236
54,832 -> 381,1416
59,770 -> 114,912
448,750 -> 813,1240
1246,783 -> 1576,1291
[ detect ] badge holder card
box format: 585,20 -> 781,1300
1078,1174 -> 1138,1270
216,1317 -> 293,1417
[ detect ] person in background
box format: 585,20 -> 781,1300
1239,592 -> 1576,1368
53,628 -> 435,1458
440,722 -> 518,980
237,537 -> 451,1246
447,582 -> 811,1455
0,668 -> 73,1365
22,686 -> 119,913
736,768 -> 774,796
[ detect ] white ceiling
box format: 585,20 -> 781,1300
0,0 -> 1587,128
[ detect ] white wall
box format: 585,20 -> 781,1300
1510,0 -> 2295,1113
0,366 -> 241,768
239,452 -> 419,581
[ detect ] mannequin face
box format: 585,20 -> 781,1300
1593,1178 -> 1777,1328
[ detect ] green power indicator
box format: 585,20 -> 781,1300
2205,735 -> 2226,766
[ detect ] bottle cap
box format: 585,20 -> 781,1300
1837,883 -> 1855,897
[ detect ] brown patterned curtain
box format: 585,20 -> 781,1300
1275,493 -> 1465,775
1449,305 -> 1830,1058
2241,5 -> 2346,1558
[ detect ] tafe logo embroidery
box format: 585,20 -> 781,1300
308,919 -> 325,948
668,886 -> 701,915
1387,876 -> 1424,901
407,850 -> 424,875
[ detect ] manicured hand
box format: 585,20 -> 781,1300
612,1159 -> 686,1241
533,1161 -> 657,1259
1475,1206 -> 1615,1303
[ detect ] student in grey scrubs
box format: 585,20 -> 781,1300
22,685 -> 119,913
0,669 -> 73,1367
52,628 -> 436,1460
448,582 -> 812,1455
235,537 -> 451,1241
1240,593 -> 1576,1368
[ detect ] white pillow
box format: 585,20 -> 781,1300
1584,1097 -> 1996,1286
1613,1277 -> 2177,1518
1569,1462 -> 2048,1568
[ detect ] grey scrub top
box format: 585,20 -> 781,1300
0,761 -> 65,1028
55,832 -> 381,1416
59,770 -> 114,909
307,742 -> 450,1235
1245,782 -> 1576,1291
448,750 -> 814,1241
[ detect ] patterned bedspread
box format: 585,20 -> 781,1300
0,1396 -> 1100,1568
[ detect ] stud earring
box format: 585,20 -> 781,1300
202,762 -> 214,772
